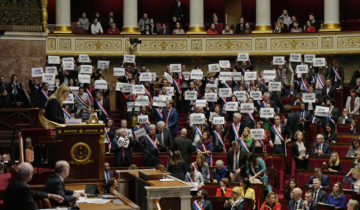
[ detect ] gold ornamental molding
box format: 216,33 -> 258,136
47,32 -> 360,56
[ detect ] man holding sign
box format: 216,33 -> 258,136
111,128 -> 133,167
139,124 -> 162,166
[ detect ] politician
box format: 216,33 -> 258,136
44,84 -> 70,124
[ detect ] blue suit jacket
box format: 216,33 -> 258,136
306,174 -> 330,190
162,108 -> 179,137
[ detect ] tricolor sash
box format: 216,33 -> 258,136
200,143 -> 213,166
213,131 -> 226,152
195,126 -> 203,138
173,79 -> 182,94
238,137 -> 250,153
191,162 -> 199,172
301,78 -> 309,92
40,90 -> 49,100
256,100 -> 261,106
247,113 -> 256,124
155,108 -> 163,120
104,127 -> 110,144
332,67 -> 341,81
261,101 -> 267,108
234,198 -> 244,207
231,123 -> 241,141
271,125 -> 285,142
185,172 -> 194,182
164,108 -> 171,127
145,88 -> 153,102
328,113 -> 335,125
75,94 -> 89,106
316,73 -> 325,88
62,108 -> 71,119
220,97 -> 227,104
193,200 -> 204,210
277,69 -> 282,76
86,89 -> 93,105
144,134 -> 159,151
95,100 -> 109,118
240,68 -> 246,75
224,82 -> 231,89
251,165 -> 264,180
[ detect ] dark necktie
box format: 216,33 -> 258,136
294,201 -> 298,209
313,190 -> 318,203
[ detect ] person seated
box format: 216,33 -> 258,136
283,178 -> 297,200
343,168 -> 360,190
259,192 -> 281,210
305,168 -> 330,190
273,23 -> 282,34
24,137 -> 34,163
323,152 -> 342,173
215,178 -> 232,198
141,24 -> 152,35
78,12 -> 89,30
287,188 -> 304,210
185,165 -> 204,189
308,13 -> 321,31
292,131 -> 310,170
91,18 -> 103,34
277,17 -> 288,32
235,17 -> 246,34
289,22 -> 303,33
224,186 -> 245,210
222,24 -> 234,34
346,138 -> 360,158
212,159 -> 227,183
244,22 -> 252,34
107,23 -> 120,35
346,89 -> 360,115
311,134 -> 331,157
192,189 -> 213,210
101,162 -> 114,194
72,21 -> 87,34
323,124 -> 337,143
303,191 -> 316,210
191,154 -> 210,181
207,23 -> 218,35
172,22 -> 185,34
158,23 -> 169,35
149,18 -> 157,34
310,178 -> 327,204
349,120 -> 360,134
338,108 -> 353,125
304,20 -> 316,33
44,160 -> 86,205
108,177 -> 121,197
239,178 -> 255,209
347,199 -> 359,210
326,182 -> 346,209
4,162 -> 63,210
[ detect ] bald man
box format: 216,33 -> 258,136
288,187 -> 304,210
171,128 -> 193,166
44,160 -> 85,205
4,162 -> 63,210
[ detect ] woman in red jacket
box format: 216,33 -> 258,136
215,178 -> 232,198
304,20 -> 316,33
260,192 -> 281,210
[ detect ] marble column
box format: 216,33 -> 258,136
54,0 -> 72,33
320,0 -> 341,31
41,0 -> 49,33
121,0 -> 141,34
252,0 -> 272,34
187,0 -> 206,34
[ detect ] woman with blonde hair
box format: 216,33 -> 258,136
167,150 -> 187,181
259,192 -> 281,210
191,153 -> 210,181
343,168 -> 360,190
324,152 -> 342,172
240,127 -> 255,153
44,84 -> 70,124
292,130 -> 310,170
224,186 -> 245,210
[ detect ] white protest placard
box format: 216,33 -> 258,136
237,53 -> 249,61
195,100 -> 207,107
225,102 -> 239,111
80,65 -> 93,74
219,60 -> 231,69
250,129 -> 265,140
139,72 -> 153,82
315,106 -> 329,117
219,72 -> 233,81
185,91 -> 197,100
132,85 -> 145,94
42,73 -> 55,84
304,54 -> 316,63
115,82 -> 123,91
182,72 -> 190,80
273,56 -> 285,65
137,115 -> 149,124
97,60 -> 110,69
78,74 -> 90,84
170,64 -> 182,73
63,61 -> 74,70
289,53 -> 302,62
125,128 -> 133,138
113,67 -> 125,76
205,83 -> 218,91
244,72 -> 257,81
260,108 -> 274,118
302,93 -> 316,103
166,87 -> 174,96
123,54 -> 135,63
230,72 -> 241,81
219,88 -> 232,97
135,95 -> 149,106
269,82 -> 282,91
208,64 -> 220,72
250,91 -> 262,100
94,80 -> 108,90
164,72 -> 173,82
152,72 -> 157,81
78,54 -> 90,63
240,103 -> 254,113
69,86 -> 79,93
134,128 -> 147,138
62,57 -> 74,63
190,113 -> 206,125
122,84 -> 133,93
45,66 -> 57,75
205,93 -> 217,102
263,70 -> 276,80
313,58 -> 326,67
296,65 -> 309,74
127,102 -> 134,112
191,69 -> 203,80
213,117 -> 225,125
117,137 -> 129,148
63,93 -> 75,104
234,91 -> 247,101
159,94 -> 172,101
152,96 -> 166,107
48,56 -> 60,64
31,67 -> 43,77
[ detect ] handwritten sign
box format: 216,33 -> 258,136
304,54 -> 315,63
182,71 -> 190,80
260,108 -> 274,118
122,84 -> 133,93
123,54 -> 135,63
313,58 -> 326,67
225,102 -> 239,111
191,69 -> 203,80
62,57 -> 74,63
45,66 -> 57,75
152,96 -> 166,107
94,80 -> 108,90
139,72 -> 153,82
205,83 -> 218,91
208,64 -> 220,72
234,91 -> 247,101
48,56 -> 60,64
170,64 -> 182,73
117,137 -> 129,148
80,65 -> 92,74
127,102 -> 134,112
205,93 -> 217,102
185,91 -> 197,100
250,129 -> 265,140
78,54 -> 90,63
195,100 -> 207,108
302,93 -> 316,103
296,65 -> 309,74
97,60 -> 110,69
63,61 -> 74,70
69,86 -> 79,93
263,70 -> 276,80
232,72 -> 243,81
137,115 -> 149,124
219,72 -> 233,81
269,82 -> 281,91
244,72 -> 257,81
42,73 -> 55,84
273,56 -> 285,65
190,113 -> 206,125
241,103 -> 254,113
213,117 -> 225,125
166,87 -> 174,96
315,106 -> 329,117
219,60 -> 231,68
134,128 -> 147,138
78,74 -> 90,83
250,91 -> 262,100
132,85 -> 145,94
135,95 -> 149,106
63,93 -> 75,104
113,67 -> 125,76
237,53 -> 249,61
219,88 -> 232,97
289,53 -> 302,62
31,67 -> 43,77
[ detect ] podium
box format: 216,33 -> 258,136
54,124 -> 105,182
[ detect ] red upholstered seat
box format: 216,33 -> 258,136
330,145 -> 350,158
202,185 -> 218,196
308,158 -> 353,172
337,134 -> 356,143
297,172 -> 347,189
337,125 -> 350,133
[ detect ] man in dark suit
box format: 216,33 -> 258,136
297,102 -> 312,132
157,23 -> 169,35
156,121 -> 172,152
163,100 -> 179,139
311,134 -> 331,157
172,0 -> 185,22
44,160 -> 85,205
310,178 -> 327,204
93,91 -> 111,122
338,108 -> 353,125
172,128 -> 193,166
111,128 -> 134,167
305,168 -> 330,190
192,189 -> 213,210
4,162 -> 63,210
329,60 -> 344,88
303,191 -> 317,210
284,82 -> 297,97
228,113 -> 245,144
227,141 -> 248,182
288,188 -> 304,210
270,115 -> 291,154
321,79 -> 336,101
140,124 -> 162,167
39,82 -> 51,108
101,162 -> 114,194
285,105 -> 299,139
